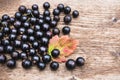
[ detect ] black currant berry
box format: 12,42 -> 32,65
62,26 -> 71,35
10,51 -> 20,60
72,10 -> 79,18
42,54 -> 51,64
0,54 -> 7,64
43,2 -> 50,10
19,5 -> 27,14
31,55 -> 40,64
37,62 -> 46,70
76,57 -> 85,66
66,59 -> 76,70
6,59 -> 16,69
22,59 -> 32,69
50,61 -> 59,70
64,15 -> 72,24
64,6 -> 71,14
51,49 -> 60,58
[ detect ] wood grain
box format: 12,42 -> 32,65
0,0 -> 120,80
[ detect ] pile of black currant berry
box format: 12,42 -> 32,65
0,2 -> 84,71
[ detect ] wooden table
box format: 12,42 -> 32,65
0,0 -> 120,80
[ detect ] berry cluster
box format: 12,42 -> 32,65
0,2 -> 84,71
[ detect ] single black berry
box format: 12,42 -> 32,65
64,6 -> 71,14
57,4 -> 64,12
0,54 -> 7,64
43,2 -> 50,9
42,54 -> 51,64
19,5 -> 27,14
72,10 -> 79,18
66,59 -> 76,70
6,59 -> 16,69
64,15 -> 72,24
22,59 -> 32,69
32,4 -> 39,10
52,28 -> 60,36
51,49 -> 60,58
62,26 -> 71,35
31,55 -> 40,64
76,57 -> 85,66
50,61 -> 59,70
10,51 -> 20,60
37,62 -> 46,70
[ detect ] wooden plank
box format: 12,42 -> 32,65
0,0 -> 120,80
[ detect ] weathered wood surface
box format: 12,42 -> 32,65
0,0 -> 120,80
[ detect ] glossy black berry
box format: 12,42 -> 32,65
30,17 -> 37,25
29,48 -> 36,56
32,41 -> 39,49
37,19 -> 44,26
50,20 -> 57,28
14,21 -> 21,29
38,14 -> 44,19
9,34 -> 17,41
21,34 -> 28,42
45,31 -> 52,39
76,57 -> 85,66
32,10 -> 40,17
26,9 -> 32,17
0,54 -> 7,64
22,59 -> 32,69
51,49 -> 60,58
43,10 -> 50,16
27,28 -> 34,36
64,6 -> 71,14
57,4 -> 64,12
62,26 -> 70,35
6,45 -> 14,53
52,28 -> 60,36
14,40 -> 21,48
2,14 -> 10,21
37,62 -> 46,70
44,16 -> 51,23
0,45 -> 4,53
15,12 -> 22,20
9,17 -> 15,24
20,52 -> 28,60
21,43 -> 30,52
32,55 -> 40,64
0,32 -> 4,39
11,28 -> 17,34
32,4 -> 38,10
1,39 -> 10,46
66,59 -> 76,70
23,22 -> 30,29
2,27 -> 10,34
53,8 -> 60,16
64,15 -> 72,24
53,16 -> 60,22
42,54 -> 51,64
10,51 -> 20,60
21,16 -> 28,22
28,36 -> 35,42
72,10 -> 79,18
19,5 -> 26,14
42,23 -> 50,31
39,46 -> 47,55
35,31 -> 43,39
6,59 -> 16,69
41,37 -> 49,46
43,2 -> 50,9
34,25 -> 41,31
50,61 -> 59,70
18,27 -> 26,35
